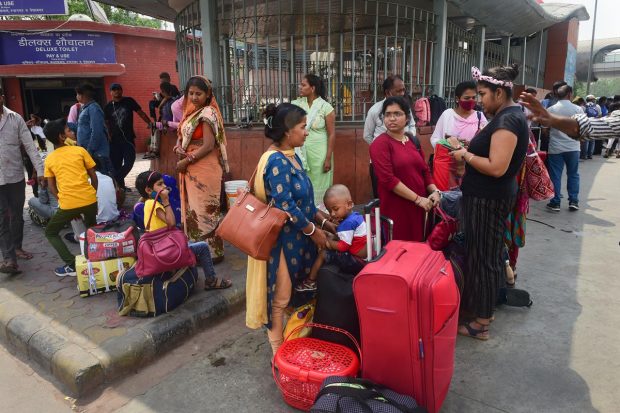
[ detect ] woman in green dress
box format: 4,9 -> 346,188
292,74 -> 336,207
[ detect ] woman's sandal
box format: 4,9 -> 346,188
204,277 -> 233,290
0,262 -> 21,275
15,250 -> 33,260
458,320 -> 490,341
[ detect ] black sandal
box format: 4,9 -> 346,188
204,277 -> 233,290
458,320 -> 489,341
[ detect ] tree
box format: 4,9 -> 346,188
575,78 -> 620,98
2,0 -> 162,29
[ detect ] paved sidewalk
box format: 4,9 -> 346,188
0,157 -> 247,397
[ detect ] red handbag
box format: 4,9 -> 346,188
524,143 -> 554,201
426,207 -> 458,251
135,191 -> 196,277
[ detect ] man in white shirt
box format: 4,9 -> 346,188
94,165 -> 119,224
363,75 -> 416,196
0,87 -> 45,274
546,85 -> 583,212
363,75 -> 415,144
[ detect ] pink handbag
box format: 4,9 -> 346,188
135,191 -> 196,277
524,143 -> 554,201
426,207 -> 458,251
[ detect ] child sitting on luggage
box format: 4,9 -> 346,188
296,184 -> 367,292
43,118 -> 98,277
135,170 -> 232,290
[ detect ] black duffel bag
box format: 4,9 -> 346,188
311,376 -> 427,413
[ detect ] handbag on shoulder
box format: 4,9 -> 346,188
135,190 -> 196,277
216,167 -> 289,261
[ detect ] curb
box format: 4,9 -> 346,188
0,282 -> 246,397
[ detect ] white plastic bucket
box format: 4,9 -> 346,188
224,180 -> 249,208
79,232 -> 86,256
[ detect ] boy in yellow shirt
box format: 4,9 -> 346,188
43,118 -> 98,277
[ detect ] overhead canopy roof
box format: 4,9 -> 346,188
447,0 -> 589,37
95,0 -> 179,22
98,0 -> 589,37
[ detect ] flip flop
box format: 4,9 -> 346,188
204,277 -> 232,290
0,262 -> 22,275
15,250 -> 33,260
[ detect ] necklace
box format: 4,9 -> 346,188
389,134 -> 408,145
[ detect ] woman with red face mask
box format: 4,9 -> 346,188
430,81 -> 488,190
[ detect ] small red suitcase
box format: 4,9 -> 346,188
353,241 -> 459,413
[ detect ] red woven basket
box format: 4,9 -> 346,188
272,323 -> 361,411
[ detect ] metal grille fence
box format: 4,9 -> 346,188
174,0 -> 550,124
175,1 -> 204,87
215,0 -> 437,124
443,21 -> 480,106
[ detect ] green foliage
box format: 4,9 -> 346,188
575,78 -> 620,99
3,0 -> 161,29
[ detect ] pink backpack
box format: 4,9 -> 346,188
414,97 -> 431,127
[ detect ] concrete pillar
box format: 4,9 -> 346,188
432,0 -> 448,97
199,0 -> 221,87
478,26 -> 486,71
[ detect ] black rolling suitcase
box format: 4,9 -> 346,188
311,200 -> 392,351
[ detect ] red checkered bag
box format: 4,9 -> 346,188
524,143 -> 554,201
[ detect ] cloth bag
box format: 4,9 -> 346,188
135,191 -> 196,277
216,167 -> 289,261
426,207 -> 458,251
524,142 -> 554,201
283,300 -> 316,341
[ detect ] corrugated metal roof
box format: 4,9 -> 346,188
447,0 -> 589,37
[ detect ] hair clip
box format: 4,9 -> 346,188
264,116 -> 274,129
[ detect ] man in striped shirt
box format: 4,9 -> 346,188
520,92 -> 620,142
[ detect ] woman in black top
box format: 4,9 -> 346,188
449,64 -> 529,340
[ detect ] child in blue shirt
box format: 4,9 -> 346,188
296,184 -> 367,292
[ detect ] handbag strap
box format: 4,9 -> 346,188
434,206 -> 454,223
145,189 -> 165,231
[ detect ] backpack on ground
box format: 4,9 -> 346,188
414,97 -> 431,127
311,376 -> 427,413
428,95 -> 447,126
585,103 -> 598,118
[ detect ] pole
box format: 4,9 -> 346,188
432,0 -> 448,98
586,0 -> 598,95
535,30 -> 543,88
479,26 -> 486,71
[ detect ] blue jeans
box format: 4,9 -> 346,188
92,153 -> 115,178
580,140 -> 595,158
188,241 -> 216,281
547,151 -> 580,205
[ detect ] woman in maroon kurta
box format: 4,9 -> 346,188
369,97 -> 441,241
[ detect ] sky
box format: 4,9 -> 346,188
549,0 -> 619,41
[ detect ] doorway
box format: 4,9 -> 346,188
21,78 -> 106,120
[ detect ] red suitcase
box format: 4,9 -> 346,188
353,241 -> 459,413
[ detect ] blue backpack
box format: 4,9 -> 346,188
585,103 -> 598,118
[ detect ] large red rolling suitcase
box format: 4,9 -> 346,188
353,240 -> 459,413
